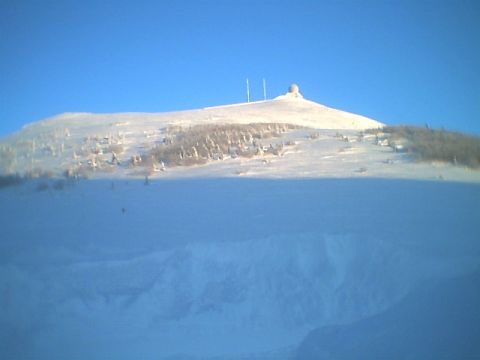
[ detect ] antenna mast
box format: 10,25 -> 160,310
246,78 -> 250,103
263,78 -> 267,100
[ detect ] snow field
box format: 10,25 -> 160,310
1,178 -> 479,359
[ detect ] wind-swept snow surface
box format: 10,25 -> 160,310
17,96 -> 383,132
1,178 -> 479,359
296,270 -> 480,360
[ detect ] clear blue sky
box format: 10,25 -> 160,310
1,0 -> 479,137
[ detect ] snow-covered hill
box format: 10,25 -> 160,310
1,88 -> 479,359
2,90 -> 479,182
1,91 -> 385,179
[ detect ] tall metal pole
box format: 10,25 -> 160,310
263,78 -> 267,100
246,78 -> 250,103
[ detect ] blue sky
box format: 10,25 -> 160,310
1,0 -> 479,137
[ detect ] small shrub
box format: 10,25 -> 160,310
0,174 -> 23,189
36,181 -> 49,192
0,146 -> 17,173
24,169 -> 54,180
53,180 -> 66,191
108,144 -> 124,154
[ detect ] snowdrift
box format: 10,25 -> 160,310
296,270 -> 480,359
1,178 -> 479,359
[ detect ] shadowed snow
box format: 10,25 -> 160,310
1,178 -> 479,359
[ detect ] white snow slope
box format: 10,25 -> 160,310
1,94 -> 480,359
2,95 -> 479,183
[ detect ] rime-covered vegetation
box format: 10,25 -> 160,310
368,126 -> 480,168
0,123 -> 304,178
140,123 -> 301,170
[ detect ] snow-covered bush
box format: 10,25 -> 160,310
368,126 -> 480,168
0,146 -> 16,174
0,174 -> 22,189
148,123 -> 300,167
